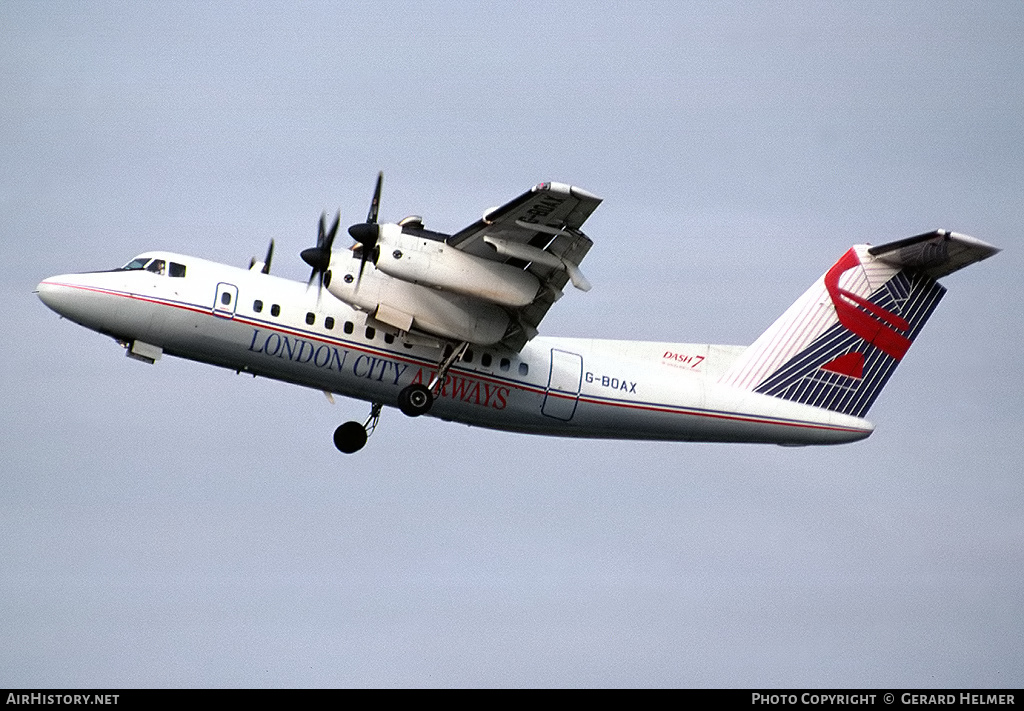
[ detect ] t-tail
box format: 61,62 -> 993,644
719,230 -> 999,418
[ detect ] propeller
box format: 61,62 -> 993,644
248,239 -> 275,274
347,171 -> 384,286
301,211 -> 340,295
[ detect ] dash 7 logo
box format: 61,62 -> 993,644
662,351 -> 705,369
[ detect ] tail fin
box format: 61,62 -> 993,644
719,230 -> 998,417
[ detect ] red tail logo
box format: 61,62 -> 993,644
825,249 -> 911,360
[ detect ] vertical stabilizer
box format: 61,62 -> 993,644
718,231 -> 998,417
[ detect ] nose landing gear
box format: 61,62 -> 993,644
333,402 -> 382,453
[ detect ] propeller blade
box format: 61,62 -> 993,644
326,211 -> 340,250
302,253 -> 319,288
356,246 -> 371,289
367,171 -> 383,224
262,239 -> 274,275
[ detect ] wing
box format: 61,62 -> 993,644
448,182 -> 602,351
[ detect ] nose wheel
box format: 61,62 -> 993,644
333,421 -> 368,453
333,402 -> 382,453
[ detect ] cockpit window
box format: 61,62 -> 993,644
121,258 -> 151,271
119,257 -> 183,277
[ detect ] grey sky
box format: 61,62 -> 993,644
2,1 -> 1021,687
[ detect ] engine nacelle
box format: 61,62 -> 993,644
327,251 -> 511,345
374,228 -> 540,308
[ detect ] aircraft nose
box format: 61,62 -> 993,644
36,277 -> 72,316
35,273 -> 120,333
35,274 -> 102,324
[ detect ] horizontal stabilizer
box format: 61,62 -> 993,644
867,230 -> 999,279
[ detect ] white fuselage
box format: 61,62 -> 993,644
36,251 -> 873,446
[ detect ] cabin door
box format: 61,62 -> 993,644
542,349 -> 583,421
213,282 -> 239,319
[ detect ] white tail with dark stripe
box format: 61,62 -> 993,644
719,231 -> 998,417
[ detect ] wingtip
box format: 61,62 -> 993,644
533,182 -> 602,202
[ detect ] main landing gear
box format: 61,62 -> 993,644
333,402 -> 382,454
396,341 -> 468,418
396,383 -> 433,417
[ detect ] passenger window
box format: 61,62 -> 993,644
169,262 -> 186,278
519,362 -> 529,376
271,304 -> 280,317
344,322 -> 354,334
221,291 -> 232,305
499,358 -> 510,372
365,327 -> 375,340
305,312 -> 315,325
384,333 -> 395,344
253,300 -> 263,313
463,349 -> 474,363
325,317 -> 335,330
481,353 -> 492,368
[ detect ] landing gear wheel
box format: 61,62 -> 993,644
398,384 -> 433,417
334,421 -> 368,453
